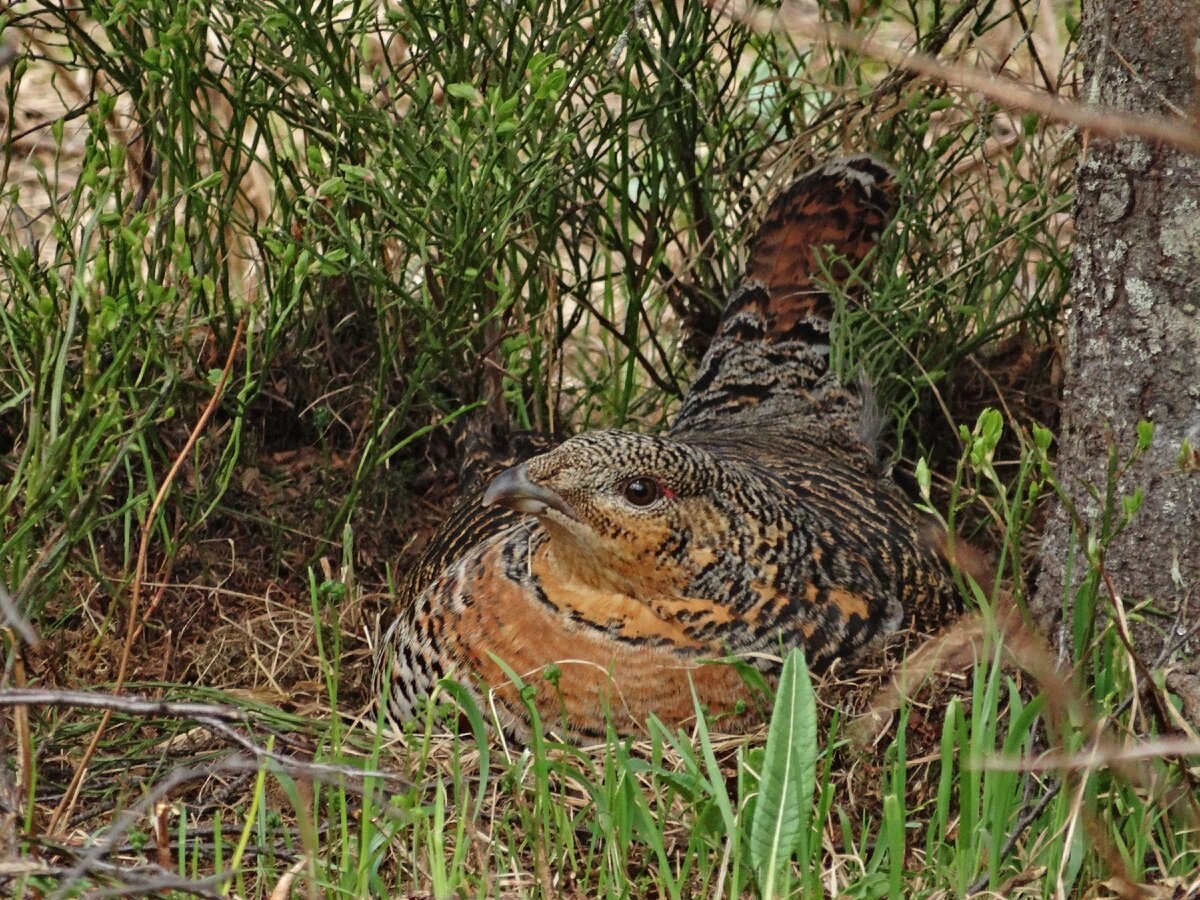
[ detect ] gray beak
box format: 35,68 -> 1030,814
482,463 -> 580,521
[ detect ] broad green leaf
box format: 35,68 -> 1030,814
445,81 -> 482,103
750,648 -> 818,896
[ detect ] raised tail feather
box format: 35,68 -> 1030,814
671,155 -> 896,463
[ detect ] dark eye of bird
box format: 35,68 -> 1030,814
622,477 -> 660,507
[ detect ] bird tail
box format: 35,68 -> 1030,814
671,155 -> 896,456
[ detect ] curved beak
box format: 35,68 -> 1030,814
482,463 -> 580,521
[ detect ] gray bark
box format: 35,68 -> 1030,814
1036,0 -> 1200,661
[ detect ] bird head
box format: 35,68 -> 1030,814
481,431 -> 730,595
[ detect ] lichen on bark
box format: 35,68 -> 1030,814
1036,0 -> 1199,666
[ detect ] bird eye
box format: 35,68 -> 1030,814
622,477 -> 661,507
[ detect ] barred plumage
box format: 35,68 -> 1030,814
375,155 -> 963,742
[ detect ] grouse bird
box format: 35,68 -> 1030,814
376,155 -> 964,743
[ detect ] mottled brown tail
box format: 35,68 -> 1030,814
739,155 -> 895,340
672,155 -> 896,454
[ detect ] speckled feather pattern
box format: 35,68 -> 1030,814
376,155 -> 961,743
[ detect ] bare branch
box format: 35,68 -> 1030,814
979,735 -> 1200,771
0,688 -> 403,787
0,688 -> 250,721
719,0 -> 1200,152
0,583 -> 40,647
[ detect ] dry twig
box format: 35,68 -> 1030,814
719,0 -> 1200,151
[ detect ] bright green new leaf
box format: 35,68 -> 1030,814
749,648 -> 818,897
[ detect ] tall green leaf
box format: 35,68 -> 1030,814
749,648 -> 818,897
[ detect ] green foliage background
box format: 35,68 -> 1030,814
9,3 -> 1189,899
1,0 -> 1069,619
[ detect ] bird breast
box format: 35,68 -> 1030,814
438,527 -> 760,740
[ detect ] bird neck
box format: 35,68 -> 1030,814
537,519 -> 645,595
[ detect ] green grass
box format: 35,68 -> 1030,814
6,501 -> 1197,897
2,0 -> 1197,896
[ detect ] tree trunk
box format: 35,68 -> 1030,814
1037,0 -> 1200,676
